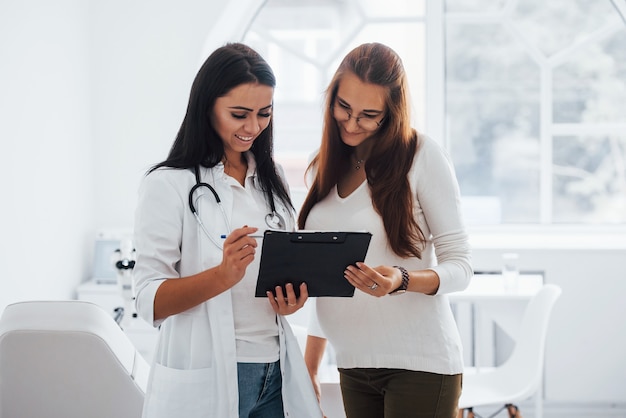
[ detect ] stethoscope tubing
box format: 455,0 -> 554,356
189,181 -> 221,213
189,165 -> 286,250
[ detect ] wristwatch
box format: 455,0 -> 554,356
389,266 -> 409,295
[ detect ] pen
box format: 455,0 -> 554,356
220,234 -> 264,239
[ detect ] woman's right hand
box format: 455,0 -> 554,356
305,334 -> 328,413
219,226 -> 260,288
153,226 -> 260,321
310,372 -> 322,402
309,372 -> 328,418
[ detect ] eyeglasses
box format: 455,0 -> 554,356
332,102 -> 384,132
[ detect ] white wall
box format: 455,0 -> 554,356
1,0 -> 625,410
0,0 -> 93,309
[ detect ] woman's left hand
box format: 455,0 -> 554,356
267,282 -> 309,315
344,262 -> 401,297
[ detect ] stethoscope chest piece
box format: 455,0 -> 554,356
265,212 -> 285,230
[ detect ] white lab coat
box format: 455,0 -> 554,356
133,159 -> 323,418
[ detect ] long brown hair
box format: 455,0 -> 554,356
298,43 -> 425,258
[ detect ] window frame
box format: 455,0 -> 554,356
439,0 -> 626,229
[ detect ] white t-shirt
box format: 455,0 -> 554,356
227,164 -> 280,363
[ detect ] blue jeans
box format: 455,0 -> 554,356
237,361 -> 284,418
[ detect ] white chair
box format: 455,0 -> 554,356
458,284 -> 562,418
0,300 -> 150,418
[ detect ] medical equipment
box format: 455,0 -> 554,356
0,300 -> 149,417
112,238 -> 136,328
188,165 -> 286,249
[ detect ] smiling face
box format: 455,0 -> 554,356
211,82 -> 274,162
333,71 -> 387,151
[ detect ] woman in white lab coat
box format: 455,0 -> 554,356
133,43 -> 322,418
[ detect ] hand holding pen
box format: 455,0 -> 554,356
218,226 -> 260,288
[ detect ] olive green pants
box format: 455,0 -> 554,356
338,368 -> 462,418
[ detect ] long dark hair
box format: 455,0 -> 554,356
298,42 -> 424,258
149,42 -> 292,211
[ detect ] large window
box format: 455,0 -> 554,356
446,0 -> 626,224
244,0 -> 626,225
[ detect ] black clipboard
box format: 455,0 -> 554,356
255,230 -> 372,298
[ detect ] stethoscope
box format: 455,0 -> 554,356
188,165 -> 286,249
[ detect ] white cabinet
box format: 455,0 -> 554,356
76,280 -> 158,363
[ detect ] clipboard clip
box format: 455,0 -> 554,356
289,232 -> 348,243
